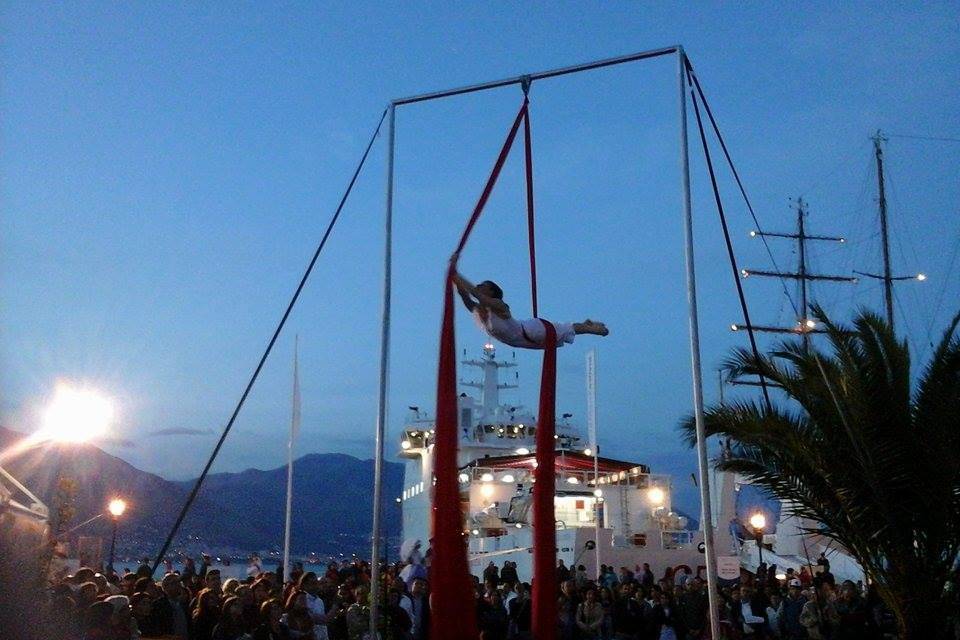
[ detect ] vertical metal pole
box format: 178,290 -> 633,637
873,132 -> 895,330
370,102 -> 395,638
797,198 -> 811,350
677,47 -> 721,640
585,350 -> 601,578
108,518 -> 118,572
282,335 -> 299,584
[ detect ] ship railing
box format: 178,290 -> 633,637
463,465 -> 599,488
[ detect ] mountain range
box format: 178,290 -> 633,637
0,426 -> 403,558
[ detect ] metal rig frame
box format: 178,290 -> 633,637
370,45 -> 722,639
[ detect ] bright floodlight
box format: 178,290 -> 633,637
458,473 -> 470,483
730,324 -> 740,332
515,447 -> 530,455
917,273 -> 927,281
480,472 -> 494,482
593,489 -> 603,497
107,498 -> 127,518
400,440 -> 412,450
583,448 -> 592,457
566,477 -> 580,485
749,230 -> 757,237
804,319 -> 817,329
41,383 -> 114,443
480,484 -> 494,498
647,486 -> 665,505
749,512 -> 767,531
501,474 -> 515,484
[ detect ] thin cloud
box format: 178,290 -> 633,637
149,427 -> 214,437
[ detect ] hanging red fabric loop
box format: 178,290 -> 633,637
431,99 -> 528,640
532,320 -> 558,640
524,110 -> 539,318
432,95 -> 556,640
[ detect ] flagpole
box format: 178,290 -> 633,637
282,335 -> 301,584
586,349 -> 601,579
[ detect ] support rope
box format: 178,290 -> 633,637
685,71 -> 773,409
524,103 -> 539,317
684,58 -> 801,320
150,107 -> 389,573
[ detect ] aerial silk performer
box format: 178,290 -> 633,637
451,266 -> 609,348
432,93 -> 605,640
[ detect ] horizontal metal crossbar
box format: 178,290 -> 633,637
392,45 -> 680,106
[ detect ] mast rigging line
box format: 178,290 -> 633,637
683,58 -> 802,319
150,107 -> 390,574
886,133 -> 960,144
686,69 -> 773,409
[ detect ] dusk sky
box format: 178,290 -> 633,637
2,3 -> 958,514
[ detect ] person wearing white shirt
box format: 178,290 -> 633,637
766,593 -> 784,637
299,572 -> 329,640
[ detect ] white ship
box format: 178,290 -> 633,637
398,343 -> 706,579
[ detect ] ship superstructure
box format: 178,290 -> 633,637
399,344 -> 703,578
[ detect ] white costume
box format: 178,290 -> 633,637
473,308 -> 575,349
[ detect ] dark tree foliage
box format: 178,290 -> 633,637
681,306 -> 960,639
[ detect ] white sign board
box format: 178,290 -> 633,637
717,555 -> 740,580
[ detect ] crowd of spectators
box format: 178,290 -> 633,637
34,552 -> 958,640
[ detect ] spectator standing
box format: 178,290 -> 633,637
254,598 -> 291,640
576,588 -> 604,639
781,580 -> 806,640
154,574 -> 190,640
298,572 -> 329,640
192,587 -> 222,640
508,582 -> 532,640
211,596 -> 248,640
408,578 -> 430,640
766,592 -> 784,638
677,578 -> 708,640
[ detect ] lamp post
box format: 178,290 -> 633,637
107,498 -> 127,573
749,512 -> 766,567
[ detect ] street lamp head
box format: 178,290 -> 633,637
916,273 -> 927,281
749,512 -> 766,531
40,383 -> 114,444
108,498 -> 127,518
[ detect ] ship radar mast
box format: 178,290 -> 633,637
460,343 -> 517,421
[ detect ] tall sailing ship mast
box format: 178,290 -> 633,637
728,197 -> 855,388
854,131 -> 927,330
728,132 -> 927,388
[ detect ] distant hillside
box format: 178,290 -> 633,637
179,452 -> 404,555
0,427 -> 403,557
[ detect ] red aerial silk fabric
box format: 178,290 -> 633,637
430,100 -> 527,640
532,320 -> 558,640
431,94 -> 558,640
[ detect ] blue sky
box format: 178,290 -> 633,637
2,3 -> 959,515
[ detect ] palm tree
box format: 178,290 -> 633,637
681,306 -> 960,639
